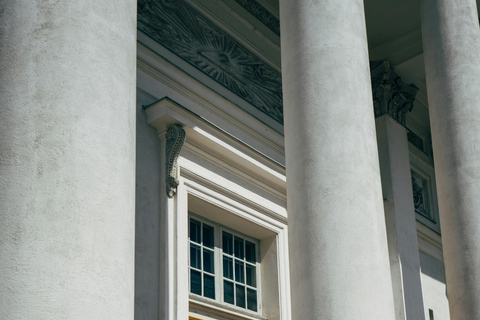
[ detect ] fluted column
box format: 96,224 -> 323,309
421,0 -> 480,319
0,1 -> 136,319
280,0 -> 396,318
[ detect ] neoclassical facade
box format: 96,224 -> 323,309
2,0 -> 480,319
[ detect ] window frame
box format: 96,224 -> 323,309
188,213 -> 262,314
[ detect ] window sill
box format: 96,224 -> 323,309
189,294 -> 267,320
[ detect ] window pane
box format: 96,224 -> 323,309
204,274 -> 215,299
203,224 -> 214,248
190,244 -> 201,269
223,256 -> 233,280
235,260 -> 245,283
234,236 -> 244,259
247,288 -> 257,311
223,232 -> 233,255
190,219 -> 201,244
224,280 -> 234,305
190,269 -> 202,295
236,284 -> 246,308
203,249 -> 214,273
245,240 -> 256,263
246,264 -> 256,287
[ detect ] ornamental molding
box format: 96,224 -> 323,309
138,0 -> 284,124
371,61 -> 419,127
166,124 -> 186,198
233,0 -> 280,36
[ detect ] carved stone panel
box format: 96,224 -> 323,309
138,0 -> 284,124
411,170 -> 432,221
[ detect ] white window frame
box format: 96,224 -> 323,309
188,214 -> 262,313
144,97 -> 291,320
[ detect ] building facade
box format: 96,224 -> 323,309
2,0 -> 480,319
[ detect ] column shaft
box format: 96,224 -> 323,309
280,0 -> 396,318
0,1 -> 137,319
421,0 -> 480,319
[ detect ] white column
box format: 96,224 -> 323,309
280,0 -> 396,318
421,0 -> 480,319
0,1 -> 136,319
376,116 -> 425,320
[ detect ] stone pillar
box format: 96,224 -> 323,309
372,62 -> 425,320
280,1 -> 396,319
421,0 -> 480,319
0,1 -> 136,319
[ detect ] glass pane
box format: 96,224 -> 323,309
190,244 -> 201,269
224,280 -> 234,305
223,256 -> 233,280
204,274 -> 215,299
190,219 -> 201,244
203,249 -> 214,273
203,224 -> 214,248
223,232 -> 233,255
246,264 -> 256,287
190,269 -> 202,295
245,240 -> 256,263
236,284 -> 246,308
235,260 -> 245,283
247,288 -> 257,311
234,236 -> 244,259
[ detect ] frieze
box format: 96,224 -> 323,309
138,0 -> 284,124
234,0 -> 280,36
407,128 -> 424,152
371,61 -> 419,127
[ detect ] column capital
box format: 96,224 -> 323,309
371,61 -> 419,127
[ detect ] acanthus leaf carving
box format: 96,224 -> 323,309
165,124 -> 186,198
371,61 -> 419,127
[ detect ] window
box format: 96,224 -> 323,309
188,216 -> 260,313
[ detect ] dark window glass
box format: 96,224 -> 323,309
234,236 -> 244,259
235,284 -> 246,308
190,244 -> 201,269
224,280 -> 234,305
190,219 -> 201,244
246,264 -> 256,287
203,224 -> 214,248
204,274 -> 215,299
247,288 -> 257,311
245,240 -> 256,263
223,256 -> 233,280
235,260 -> 245,283
190,269 -> 202,295
203,249 -> 214,273
223,232 -> 233,255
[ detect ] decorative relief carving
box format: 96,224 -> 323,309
411,170 -> 433,221
234,0 -> 280,36
371,61 -> 419,127
407,128 -> 424,152
138,0 -> 284,124
165,124 -> 186,198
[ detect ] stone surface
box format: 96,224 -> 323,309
421,0 -> 480,319
280,0 -> 396,318
376,115 -> 425,320
0,1 -> 137,319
